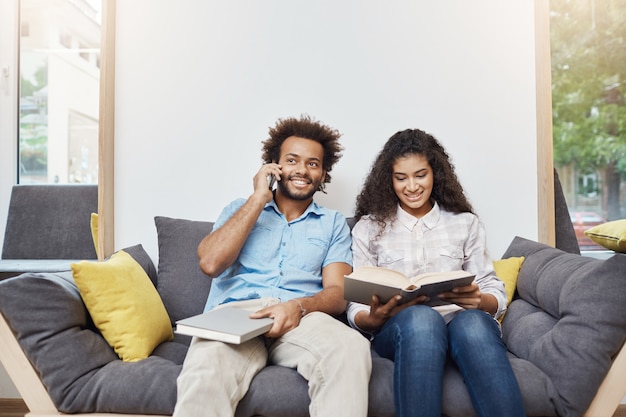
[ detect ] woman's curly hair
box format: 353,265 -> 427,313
261,115 -> 343,193
354,129 -> 474,228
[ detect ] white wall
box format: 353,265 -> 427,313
114,0 -> 539,263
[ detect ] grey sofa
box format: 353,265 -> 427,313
1,213 -> 625,417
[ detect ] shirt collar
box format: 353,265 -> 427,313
396,201 -> 441,231
265,198 -> 323,222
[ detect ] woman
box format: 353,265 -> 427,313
347,129 -> 525,417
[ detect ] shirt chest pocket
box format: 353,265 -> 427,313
241,224 -> 278,261
377,250 -> 405,269
291,234 -> 331,272
431,246 -> 465,270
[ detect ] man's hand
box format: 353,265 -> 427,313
355,294 -> 426,332
197,163 -> 282,278
253,163 -> 282,204
250,300 -> 302,338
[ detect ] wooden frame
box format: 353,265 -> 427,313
0,312 -> 164,417
97,0 -> 116,260
535,0 -> 555,247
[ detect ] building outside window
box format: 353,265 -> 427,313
19,0 -> 101,184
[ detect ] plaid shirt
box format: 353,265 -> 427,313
347,202 -> 507,332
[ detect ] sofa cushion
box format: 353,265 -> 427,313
155,216 -> 214,324
235,355 -> 394,417
123,243 -> 159,286
1,184 -> 98,259
71,250 -> 173,362
501,236 -> 626,417
0,245 -> 181,414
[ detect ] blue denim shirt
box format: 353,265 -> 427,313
204,198 -> 352,312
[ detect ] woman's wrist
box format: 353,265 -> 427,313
478,293 -> 498,315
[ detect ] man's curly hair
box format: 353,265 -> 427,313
261,115 -> 343,193
354,129 -> 474,229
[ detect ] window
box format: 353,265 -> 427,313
550,0 -> 626,251
18,0 -> 101,184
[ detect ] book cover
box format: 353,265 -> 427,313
344,266 -> 475,306
175,306 -> 274,344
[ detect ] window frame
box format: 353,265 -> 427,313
535,0 -> 555,247
98,0 -> 115,260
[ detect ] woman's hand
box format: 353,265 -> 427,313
439,283 -> 497,315
355,294 -> 427,332
439,282 -> 481,309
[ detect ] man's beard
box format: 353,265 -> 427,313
277,176 -> 320,201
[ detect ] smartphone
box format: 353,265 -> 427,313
268,174 -> 277,190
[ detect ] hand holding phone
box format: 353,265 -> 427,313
268,174 -> 277,190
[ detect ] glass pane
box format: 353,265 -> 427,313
19,0 -> 101,184
550,0 -> 626,252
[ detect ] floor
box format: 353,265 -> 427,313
1,399 -> 625,417
0,400 -> 27,417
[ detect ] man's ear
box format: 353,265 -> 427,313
318,171 -> 327,192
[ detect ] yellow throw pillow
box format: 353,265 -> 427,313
90,212 -> 99,257
584,219 -> 626,253
493,256 -> 525,306
72,250 -> 173,362
493,256 -> 525,323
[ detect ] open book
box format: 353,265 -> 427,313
175,306 -> 274,344
344,266 -> 475,306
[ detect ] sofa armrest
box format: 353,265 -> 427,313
1,312 -> 171,417
0,259 -> 77,281
0,312 -> 56,413
583,341 -> 626,417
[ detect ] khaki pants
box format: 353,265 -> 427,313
173,298 -> 372,417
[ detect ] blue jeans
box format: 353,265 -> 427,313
372,306 -> 525,417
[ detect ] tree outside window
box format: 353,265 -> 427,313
551,0 -> 626,249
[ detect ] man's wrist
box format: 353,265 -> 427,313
291,299 -> 307,317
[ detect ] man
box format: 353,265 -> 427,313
173,115 -> 372,417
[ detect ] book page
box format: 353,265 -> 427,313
347,266 -> 410,288
410,270 -> 473,286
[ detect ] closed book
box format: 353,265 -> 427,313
344,266 -> 475,306
175,306 -> 274,344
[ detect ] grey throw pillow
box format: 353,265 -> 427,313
122,243 -> 158,286
501,236 -> 626,417
154,216 -> 214,324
